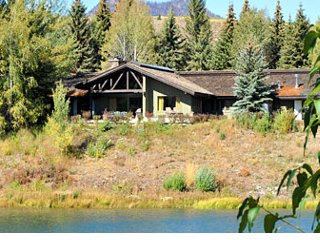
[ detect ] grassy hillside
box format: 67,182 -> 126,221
0,117 -> 317,209
153,17 -> 225,42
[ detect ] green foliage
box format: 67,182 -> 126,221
265,0 -> 285,69
69,0 -> 97,73
102,0 -> 156,65
156,7 -> 186,70
163,172 -> 187,192
211,4 -> 236,70
92,0 -> 111,68
87,137 -> 112,159
232,8 -> 270,66
279,5 -> 310,69
232,42 -> 272,114
273,108 -> 295,134
254,114 -> 273,135
45,82 -> 73,153
237,20 -> 320,234
185,0 -> 213,71
99,121 -> 113,132
219,131 -> 226,140
117,123 -> 132,136
0,0 -> 72,133
195,167 -> 216,192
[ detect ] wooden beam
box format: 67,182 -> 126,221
110,78 -> 113,88
126,71 -> 129,90
101,79 -> 109,90
92,84 -> 97,90
130,71 -> 143,89
93,90 -> 143,94
111,73 -> 124,90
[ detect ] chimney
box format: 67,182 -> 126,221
295,74 -> 299,89
108,58 -> 126,70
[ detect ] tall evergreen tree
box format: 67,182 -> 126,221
93,0 -> 111,69
278,16 -> 297,68
266,0 -> 285,69
185,0 -> 213,71
240,0 -> 250,18
69,0 -> 97,73
294,4 -> 310,67
232,41 -> 272,115
279,5 -> 310,68
211,3 -> 236,70
156,7 -> 186,70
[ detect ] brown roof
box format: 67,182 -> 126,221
74,63 -> 212,96
64,63 -> 316,99
179,69 -> 314,98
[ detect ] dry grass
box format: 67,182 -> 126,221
1,119 -> 320,207
185,162 -> 197,188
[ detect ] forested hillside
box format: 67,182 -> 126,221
88,0 -> 221,17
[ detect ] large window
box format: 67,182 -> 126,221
158,96 -> 177,112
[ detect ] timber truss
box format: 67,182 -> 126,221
90,69 -> 143,94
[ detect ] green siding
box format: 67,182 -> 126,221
146,77 -> 195,115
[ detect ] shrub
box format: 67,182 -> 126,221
236,113 -> 258,130
99,121 -> 113,132
219,131 -> 226,140
273,108 -> 295,134
117,123 -> 132,136
254,114 -> 273,135
195,167 -> 217,192
87,138 -> 112,158
46,82 -> 73,154
163,172 -> 186,192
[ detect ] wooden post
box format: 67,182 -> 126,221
142,76 -> 147,117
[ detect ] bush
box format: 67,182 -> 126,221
87,138 -> 112,159
99,121 -> 113,132
163,172 -> 186,192
273,108 -> 295,134
195,167 -> 217,192
117,123 -> 132,136
219,131 -> 226,140
254,114 -> 273,135
236,113 -> 258,130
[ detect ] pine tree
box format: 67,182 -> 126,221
93,0 -> 111,69
232,41 -> 272,115
279,5 -> 310,69
185,0 -> 213,71
240,0 -> 250,18
294,4 -> 310,67
211,3 -> 236,70
266,0 -> 285,69
156,7 -> 186,70
69,0 -> 97,73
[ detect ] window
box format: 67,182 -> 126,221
158,96 -> 177,112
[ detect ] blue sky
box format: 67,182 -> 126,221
69,0 -> 319,23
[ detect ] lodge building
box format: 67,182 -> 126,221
64,60 -> 314,120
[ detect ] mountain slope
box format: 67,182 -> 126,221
88,0 -> 221,18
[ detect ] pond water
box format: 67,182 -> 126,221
0,209 -> 315,233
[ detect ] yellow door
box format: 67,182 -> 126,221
176,97 -> 181,111
158,97 -> 164,112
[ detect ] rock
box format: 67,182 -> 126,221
239,168 -> 251,177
